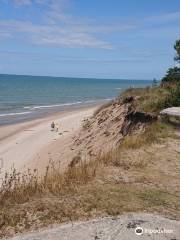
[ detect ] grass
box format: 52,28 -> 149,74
120,86 -> 169,113
1,82 -> 180,237
121,122 -> 171,149
92,83 -> 180,122
136,190 -> 169,206
120,83 -> 180,114
0,159 -> 99,205
0,121 -> 174,206
1,182 -> 179,237
98,148 -> 148,170
0,122 -> 180,237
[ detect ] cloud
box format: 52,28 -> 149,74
0,31 -> 12,39
45,1 -> 136,33
0,0 -> 134,49
147,11 -> 180,24
2,1 -> 179,50
0,20 -> 114,49
12,0 -> 31,6
0,50 -> 149,63
35,33 -> 113,49
11,0 -> 47,5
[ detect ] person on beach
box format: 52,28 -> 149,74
55,123 -> 59,132
51,121 -> 55,131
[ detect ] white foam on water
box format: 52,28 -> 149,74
24,101 -> 83,110
0,111 -> 32,117
84,100 -> 95,103
23,98 -> 111,111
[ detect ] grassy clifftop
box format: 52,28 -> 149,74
120,82 -> 180,114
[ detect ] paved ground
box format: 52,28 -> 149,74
9,213 -> 180,240
160,107 -> 180,117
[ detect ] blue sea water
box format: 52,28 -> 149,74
0,74 -> 152,125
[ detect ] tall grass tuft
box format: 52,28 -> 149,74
0,159 -> 99,205
121,122 -> 170,149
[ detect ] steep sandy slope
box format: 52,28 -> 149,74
70,97 -> 157,163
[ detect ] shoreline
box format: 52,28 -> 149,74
0,100 -> 109,127
0,104 -> 100,175
0,101 -> 103,140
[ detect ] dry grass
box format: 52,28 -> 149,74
98,149 -> 147,170
94,82 -> 180,117
121,122 -> 171,149
120,86 -> 171,113
0,122 -> 174,206
1,182 -> 179,237
1,129 -> 180,237
0,159 -> 100,205
1,144 -> 148,206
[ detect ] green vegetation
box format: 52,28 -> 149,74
121,82 -> 180,114
174,39 -> 180,61
121,86 -> 169,113
95,39 -> 180,115
162,39 -> 180,83
121,38 -> 180,113
162,67 -> 180,83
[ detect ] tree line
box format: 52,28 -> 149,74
162,39 -> 180,83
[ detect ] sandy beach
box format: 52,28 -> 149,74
0,106 -> 98,176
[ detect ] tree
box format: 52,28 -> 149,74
174,40 -> 180,55
162,67 -> 180,83
174,40 -> 180,63
162,39 -> 180,83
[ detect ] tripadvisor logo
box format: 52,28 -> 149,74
135,226 -> 143,236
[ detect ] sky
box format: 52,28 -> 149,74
0,0 -> 180,79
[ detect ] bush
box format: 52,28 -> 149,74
162,67 -> 180,83
164,83 -> 180,107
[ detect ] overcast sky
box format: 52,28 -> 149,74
0,0 -> 180,79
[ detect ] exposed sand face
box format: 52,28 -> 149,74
0,107 -> 97,175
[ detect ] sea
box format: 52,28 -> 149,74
0,74 -> 152,125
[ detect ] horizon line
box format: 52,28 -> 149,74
0,73 -> 154,81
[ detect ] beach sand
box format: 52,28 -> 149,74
0,106 -> 98,175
